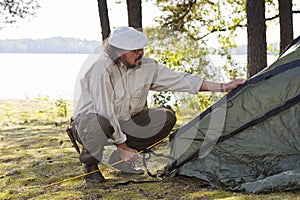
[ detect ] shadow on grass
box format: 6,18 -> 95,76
0,127 -> 26,133
1,100 -> 300,199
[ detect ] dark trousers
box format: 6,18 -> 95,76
74,108 -> 176,165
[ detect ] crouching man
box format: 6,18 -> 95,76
70,26 -> 245,183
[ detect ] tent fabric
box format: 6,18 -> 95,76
166,36 -> 300,193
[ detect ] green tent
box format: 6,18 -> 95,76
165,36 -> 300,193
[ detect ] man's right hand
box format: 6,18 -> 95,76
116,143 -> 140,162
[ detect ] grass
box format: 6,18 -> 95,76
0,99 -> 299,199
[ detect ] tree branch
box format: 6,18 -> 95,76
266,10 -> 300,21
266,14 -> 279,21
163,0 -> 197,30
193,24 -> 246,41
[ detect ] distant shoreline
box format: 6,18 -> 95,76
0,36 -> 278,55
0,37 -> 102,54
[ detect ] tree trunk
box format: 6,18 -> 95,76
246,0 -> 267,78
126,0 -> 142,30
279,0 -> 293,53
97,0 -> 111,41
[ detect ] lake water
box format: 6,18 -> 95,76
0,53 -> 277,100
0,54 -> 87,100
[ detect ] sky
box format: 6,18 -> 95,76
0,0 -> 299,45
0,0 -> 160,41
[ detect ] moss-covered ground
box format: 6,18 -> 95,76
0,99 -> 299,199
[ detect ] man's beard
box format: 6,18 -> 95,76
122,55 -> 143,69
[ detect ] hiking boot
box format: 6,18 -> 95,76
108,150 -> 144,174
82,163 -> 105,183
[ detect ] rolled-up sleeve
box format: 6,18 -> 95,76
150,63 -> 203,94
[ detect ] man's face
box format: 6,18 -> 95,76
120,49 -> 144,68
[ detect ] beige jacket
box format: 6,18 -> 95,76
73,53 -> 203,144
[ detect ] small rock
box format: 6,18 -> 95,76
39,161 -> 46,166
6,169 -> 18,176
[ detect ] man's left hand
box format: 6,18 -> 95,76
224,78 -> 246,92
